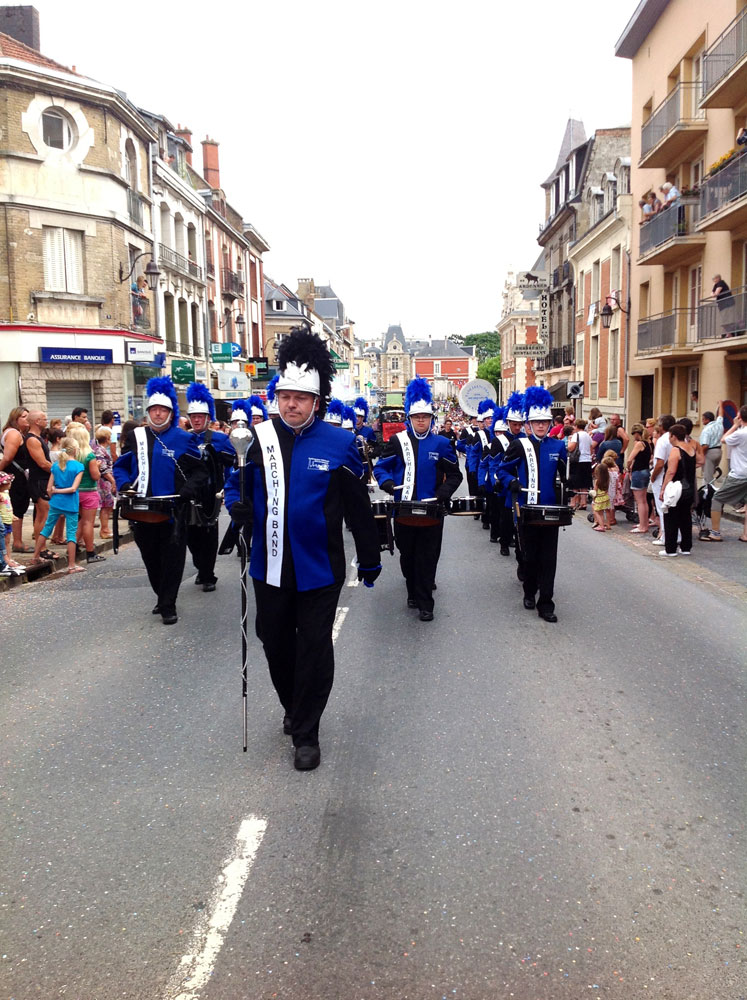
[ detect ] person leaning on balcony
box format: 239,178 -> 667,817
647,191 -> 662,215
660,181 -> 680,207
639,198 -> 653,223
131,274 -> 148,321
712,275 -> 736,337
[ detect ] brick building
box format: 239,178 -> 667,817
498,270 -> 543,402
411,339 -> 477,397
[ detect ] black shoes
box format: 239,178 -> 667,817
407,598 -> 418,609
202,582 -> 216,592
294,745 -> 320,771
500,546 -> 510,556
490,537 -> 499,543
419,610 -> 434,622
523,597 -> 536,610
482,521 -> 490,530
161,609 -> 178,625
152,603 -> 161,615
538,610 -> 558,623
86,552 -> 106,564
283,714 -> 292,735
194,576 -> 202,585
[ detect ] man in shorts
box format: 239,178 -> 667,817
706,404 -> 747,542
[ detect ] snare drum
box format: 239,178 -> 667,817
393,499 -> 443,528
370,499 -> 394,553
118,493 -> 179,524
448,495 -> 486,516
521,503 -> 573,527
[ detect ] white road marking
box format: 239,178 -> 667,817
163,816 -> 267,1000
332,606 -> 349,643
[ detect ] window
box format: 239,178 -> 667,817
610,246 -> 621,296
434,361 -> 441,376
42,109 -> 74,150
391,357 -> 399,370
592,260 -> 600,303
43,226 -> 83,292
272,300 -> 286,312
688,367 -> 699,414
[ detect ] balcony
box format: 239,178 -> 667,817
206,255 -> 215,278
127,188 -> 144,227
701,6 -> 747,108
639,82 -> 707,168
697,149 -> 747,232
131,296 -> 151,331
638,202 -> 705,265
160,245 -> 203,282
697,286 -> 747,342
636,308 -> 699,355
562,344 -> 575,366
221,268 -> 245,298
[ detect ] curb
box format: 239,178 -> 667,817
0,529 -> 134,593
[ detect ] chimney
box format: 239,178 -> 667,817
174,124 -> 193,166
1,5 -> 40,50
201,137 -> 220,189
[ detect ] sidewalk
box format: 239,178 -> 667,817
0,512 -> 133,592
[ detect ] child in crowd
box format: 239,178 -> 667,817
30,437 -> 85,573
591,460 -> 611,532
93,427 -> 116,538
601,450 -> 621,527
0,472 -> 26,577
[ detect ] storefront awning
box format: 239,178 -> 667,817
546,379 -> 569,401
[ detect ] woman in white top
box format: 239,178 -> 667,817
567,417 -> 593,509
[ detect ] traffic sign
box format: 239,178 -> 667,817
210,342 -> 232,362
171,358 -> 195,384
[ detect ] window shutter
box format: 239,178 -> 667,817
63,230 -> 84,293
43,227 -> 65,291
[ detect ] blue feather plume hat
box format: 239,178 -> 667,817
266,374 -> 279,414
353,396 -> 369,420
247,394 -> 268,421
493,404 -> 509,432
505,391 -> 525,423
145,375 -> 179,422
404,377 -> 434,415
523,386 -> 554,421
230,399 -> 251,424
477,397 -> 495,418
186,381 -> 215,420
324,398 -> 345,424
342,405 -> 356,429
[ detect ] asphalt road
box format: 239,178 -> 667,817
1,506 -> 745,1000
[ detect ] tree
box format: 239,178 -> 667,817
463,331 -> 501,364
476,356 -> 502,392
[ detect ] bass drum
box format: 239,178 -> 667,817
458,378 -> 497,417
449,495 -> 486,516
393,499 -> 443,528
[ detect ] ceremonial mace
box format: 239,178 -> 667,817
230,421 -> 253,751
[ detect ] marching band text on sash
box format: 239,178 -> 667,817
256,420 -> 286,587
520,438 -> 539,505
397,430 -> 416,501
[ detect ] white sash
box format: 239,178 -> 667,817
494,432 -> 508,453
255,420 -> 286,588
477,429 -> 489,450
397,430 -> 416,501
134,426 -> 150,497
520,438 -> 539,505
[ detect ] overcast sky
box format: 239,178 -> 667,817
32,0 -> 634,342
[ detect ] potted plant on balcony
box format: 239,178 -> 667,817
707,149 -> 737,177
679,185 -> 700,205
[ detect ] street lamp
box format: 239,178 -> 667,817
601,292 -> 629,329
119,253 -> 161,291
219,308 -> 246,339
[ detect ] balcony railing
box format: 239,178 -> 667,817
640,82 -> 705,160
221,268 -> 245,297
640,202 -> 702,255
160,245 -> 203,281
562,344 -> 575,366
699,149 -> 747,219
703,6 -> 747,97
637,308 -> 698,351
206,255 -> 215,277
697,285 -> 747,341
131,297 -> 150,330
127,188 -> 143,227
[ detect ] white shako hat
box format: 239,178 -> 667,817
324,398 -> 344,424
341,405 -> 355,430
353,396 -> 369,419
524,386 -> 554,422
230,399 -> 251,424
404,376 -> 434,415
145,375 -> 179,419
274,326 -> 335,416
186,381 -> 215,417
505,391 -> 525,423
247,394 -> 268,421
494,405 -> 509,432
266,374 -> 279,415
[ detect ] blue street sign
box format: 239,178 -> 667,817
230,341 -> 242,357
40,347 -> 113,364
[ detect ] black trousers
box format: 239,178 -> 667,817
499,503 -> 514,548
186,522 -> 219,584
487,493 -> 501,539
664,496 -> 692,554
252,578 -> 343,748
466,469 -> 478,497
517,523 -> 559,614
133,520 -> 187,613
394,521 -> 443,612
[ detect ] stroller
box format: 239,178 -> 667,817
694,468 -> 722,539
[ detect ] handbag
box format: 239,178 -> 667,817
568,434 -> 580,464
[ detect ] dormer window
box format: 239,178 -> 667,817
272,300 -> 286,312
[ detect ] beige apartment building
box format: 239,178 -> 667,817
616,0 -> 747,424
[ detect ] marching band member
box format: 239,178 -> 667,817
475,399 -> 495,530
353,397 -> 377,447
490,400 -> 521,556
225,327 -> 381,771
185,382 -> 235,593
373,377 -> 462,622
480,402 -> 506,545
497,387 -> 567,623
324,398 -> 345,426
113,376 -> 207,625
247,395 -> 269,427
341,405 -> 356,431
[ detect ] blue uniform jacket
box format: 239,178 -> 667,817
225,417 -> 379,591
373,430 -> 462,501
489,430 -> 522,505
113,424 -> 204,499
192,428 -> 235,481
497,433 -> 568,508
